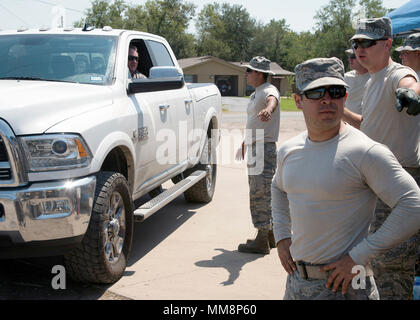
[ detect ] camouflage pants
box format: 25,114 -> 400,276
283,271 -> 379,300
247,142 -> 277,231
369,167 -> 420,300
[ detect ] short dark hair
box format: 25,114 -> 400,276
262,72 -> 269,81
129,45 -> 138,53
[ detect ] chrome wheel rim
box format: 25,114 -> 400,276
104,191 -> 126,264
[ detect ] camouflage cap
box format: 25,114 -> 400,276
350,17 -> 392,41
294,57 -> 348,92
242,56 -> 275,75
396,32 -> 420,52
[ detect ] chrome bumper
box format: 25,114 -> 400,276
0,176 -> 96,243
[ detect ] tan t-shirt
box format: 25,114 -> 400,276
271,124 -> 420,265
245,82 -> 280,145
360,62 -> 420,167
344,70 -> 370,114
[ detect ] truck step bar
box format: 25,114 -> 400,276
133,170 -> 207,222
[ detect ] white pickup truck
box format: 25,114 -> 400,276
0,26 -> 221,283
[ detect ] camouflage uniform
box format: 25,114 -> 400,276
284,272 -> 380,300
247,142 -> 277,230
370,168 -> 420,300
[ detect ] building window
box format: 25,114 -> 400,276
184,74 -> 197,83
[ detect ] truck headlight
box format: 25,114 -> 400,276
19,134 -> 92,172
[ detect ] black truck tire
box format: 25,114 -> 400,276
64,172 -> 134,284
184,135 -> 217,203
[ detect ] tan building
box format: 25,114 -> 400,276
178,56 -> 294,97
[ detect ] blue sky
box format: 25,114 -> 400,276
0,0 -> 410,33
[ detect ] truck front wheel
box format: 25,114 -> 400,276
64,172 -> 134,284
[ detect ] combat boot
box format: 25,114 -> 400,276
238,229 -> 270,254
246,229 -> 276,248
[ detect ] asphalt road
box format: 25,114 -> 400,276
0,97 -> 306,300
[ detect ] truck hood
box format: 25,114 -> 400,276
0,80 -> 114,135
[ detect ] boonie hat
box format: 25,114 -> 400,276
294,57 -> 348,92
395,32 -> 420,52
350,17 -> 392,41
242,56 -> 275,75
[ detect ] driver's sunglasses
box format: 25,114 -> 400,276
128,55 -> 139,62
301,86 -> 347,100
351,38 -> 388,50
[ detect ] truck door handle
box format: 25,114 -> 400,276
159,104 -> 170,111
184,99 -> 193,104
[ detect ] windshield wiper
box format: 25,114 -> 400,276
0,76 -> 72,83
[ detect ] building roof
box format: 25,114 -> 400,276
178,56 -> 294,76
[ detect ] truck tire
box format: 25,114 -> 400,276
184,135 -> 217,203
64,172 -> 134,284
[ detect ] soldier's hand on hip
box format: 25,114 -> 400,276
395,88 -> 420,116
276,238 -> 296,275
321,254 -> 356,295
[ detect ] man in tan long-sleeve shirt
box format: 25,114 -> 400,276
272,57 -> 420,300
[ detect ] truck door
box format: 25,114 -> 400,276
127,38 -> 190,193
144,40 -> 194,166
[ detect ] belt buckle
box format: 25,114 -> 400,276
296,261 -> 308,280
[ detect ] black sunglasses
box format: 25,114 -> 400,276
128,55 -> 139,62
301,86 -> 347,100
351,38 -> 388,50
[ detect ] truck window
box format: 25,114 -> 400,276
0,35 -> 118,85
146,40 -> 174,67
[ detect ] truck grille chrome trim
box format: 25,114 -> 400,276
0,120 -> 28,187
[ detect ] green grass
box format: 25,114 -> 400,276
281,97 -> 300,112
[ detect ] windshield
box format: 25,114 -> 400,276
0,34 -> 118,85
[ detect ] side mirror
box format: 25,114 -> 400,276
128,66 -> 185,94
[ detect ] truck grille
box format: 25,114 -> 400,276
0,140 -> 8,162
0,120 -> 28,187
0,169 -> 11,180
0,139 -> 11,180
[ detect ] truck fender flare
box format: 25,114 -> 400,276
90,131 -> 136,174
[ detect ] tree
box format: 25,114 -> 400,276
74,0 -> 127,28
358,0 -> 388,18
75,0 -> 197,59
140,0 -> 197,58
250,19 -> 295,70
196,3 -> 255,61
312,0 -> 356,69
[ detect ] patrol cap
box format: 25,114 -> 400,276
242,56 -> 275,75
350,17 -> 392,41
295,57 -> 348,92
395,33 -> 420,52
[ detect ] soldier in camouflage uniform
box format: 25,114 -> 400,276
272,57 -> 420,300
343,18 -> 420,299
396,33 -> 420,284
236,56 -> 280,254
